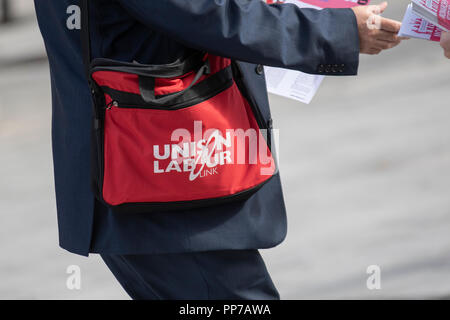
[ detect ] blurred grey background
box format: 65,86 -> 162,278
1,0 -> 449,299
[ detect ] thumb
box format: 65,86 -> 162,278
378,1 -> 388,14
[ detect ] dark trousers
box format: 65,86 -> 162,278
101,249 -> 279,300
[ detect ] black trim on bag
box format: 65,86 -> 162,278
90,80 -> 106,201
108,176 -> 274,214
98,65 -> 234,110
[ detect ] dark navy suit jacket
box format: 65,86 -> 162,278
34,0 -> 359,256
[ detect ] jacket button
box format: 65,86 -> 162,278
255,64 -> 264,75
317,64 -> 324,73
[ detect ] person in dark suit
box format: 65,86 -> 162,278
441,32 -> 450,58
34,0 -> 403,299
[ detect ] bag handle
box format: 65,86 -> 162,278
139,60 -> 210,106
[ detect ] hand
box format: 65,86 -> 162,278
352,2 -> 404,55
441,31 -> 450,59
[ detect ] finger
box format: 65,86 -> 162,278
372,40 -> 390,50
375,40 -> 401,50
380,17 -> 402,33
445,50 -> 450,59
371,2 -> 388,15
367,48 -> 382,55
375,30 -> 401,42
378,2 -> 388,14
441,38 -> 450,50
373,39 -> 399,50
441,31 -> 450,47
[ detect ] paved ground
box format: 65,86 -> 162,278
1,1 -> 450,299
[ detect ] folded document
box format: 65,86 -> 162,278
398,0 -> 449,42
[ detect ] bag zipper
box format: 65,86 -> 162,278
105,100 -> 118,110
102,76 -> 233,111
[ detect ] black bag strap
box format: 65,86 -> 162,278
80,0 -> 91,81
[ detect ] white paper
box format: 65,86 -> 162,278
264,0 -> 324,104
264,66 -> 324,104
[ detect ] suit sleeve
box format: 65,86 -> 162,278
116,0 -> 360,75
